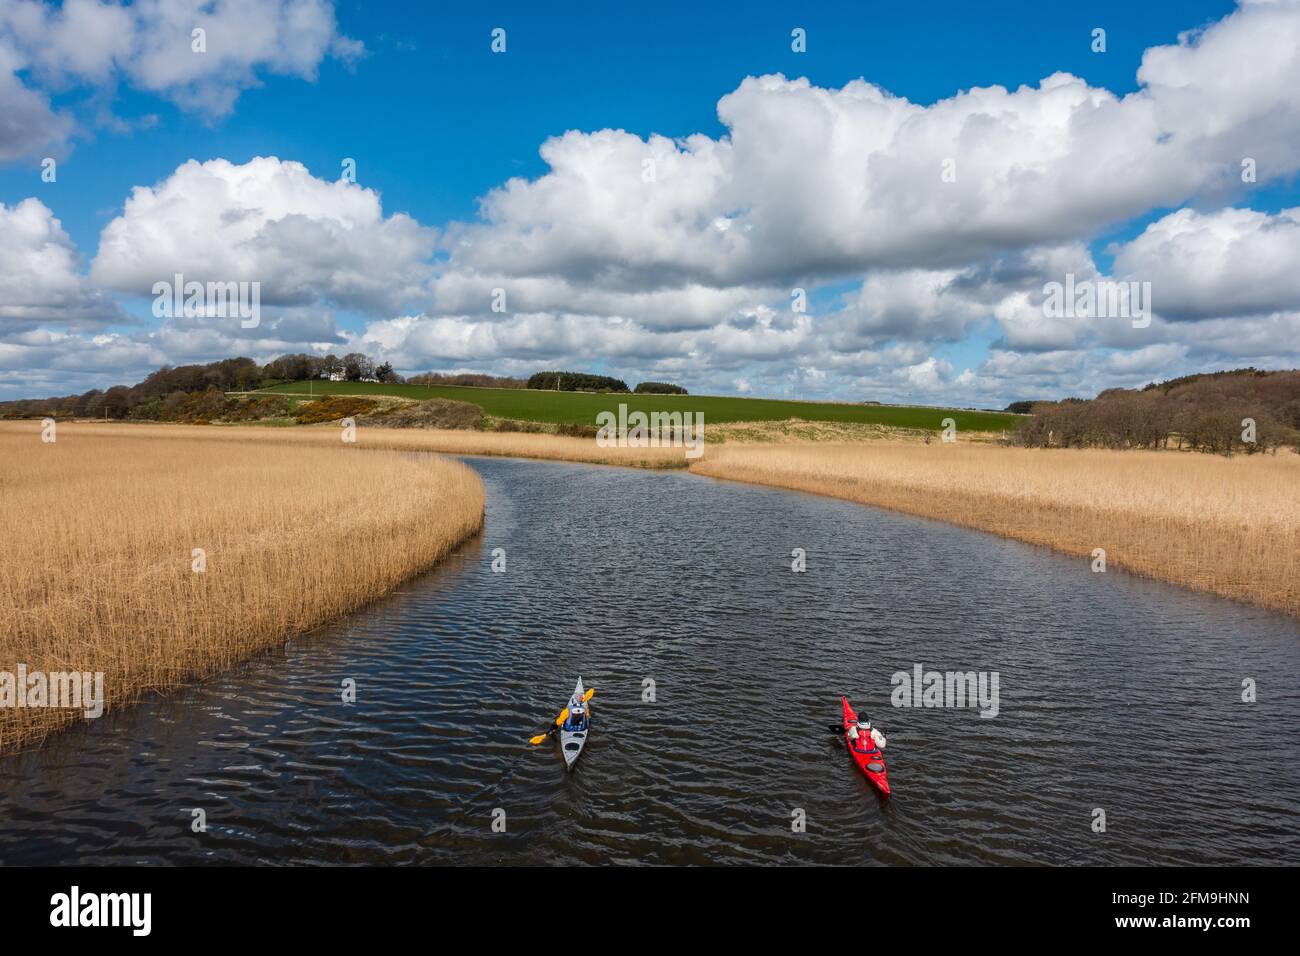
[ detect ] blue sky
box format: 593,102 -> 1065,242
6,1 -> 1243,246
1,0 -> 1297,406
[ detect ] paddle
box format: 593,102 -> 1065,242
529,688 -> 594,744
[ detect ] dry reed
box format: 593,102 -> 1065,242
0,424 -> 484,753
693,442 -> 1300,618
16,421 -> 691,468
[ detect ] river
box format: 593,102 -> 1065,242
2,456 -> 1297,865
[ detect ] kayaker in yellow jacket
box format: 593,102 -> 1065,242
563,704 -> 587,732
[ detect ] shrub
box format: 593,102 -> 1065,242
555,422 -> 600,438
356,399 -> 484,430
294,396 -> 378,425
493,418 -> 544,433
225,395 -> 291,422
634,381 -> 688,395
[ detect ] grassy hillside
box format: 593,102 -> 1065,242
257,380 -> 1019,431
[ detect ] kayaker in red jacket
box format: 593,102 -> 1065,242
848,717 -> 886,753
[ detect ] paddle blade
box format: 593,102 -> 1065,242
582,688 -> 594,702
528,733 -> 548,745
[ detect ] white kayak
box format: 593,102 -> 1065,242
559,677 -> 590,771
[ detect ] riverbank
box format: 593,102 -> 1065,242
694,443 -> 1300,619
8,420 -> 691,468
0,426 -> 485,754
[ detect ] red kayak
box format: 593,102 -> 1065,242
842,696 -> 890,796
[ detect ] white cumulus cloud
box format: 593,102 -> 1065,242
1112,207 -> 1300,320
0,198 -> 125,330
90,156 -> 437,314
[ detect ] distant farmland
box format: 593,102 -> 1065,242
257,380 -> 1019,431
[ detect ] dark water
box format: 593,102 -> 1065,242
2,456 -> 1298,866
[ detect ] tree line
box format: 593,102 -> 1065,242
1011,368 -> 1300,454
406,372 -> 526,388
522,371 -> 688,394
634,381 -> 689,395
526,371 -> 630,392
0,353 -> 397,420
0,355 -> 689,420
261,352 -> 399,384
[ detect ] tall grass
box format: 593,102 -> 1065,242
694,443 -> 1300,618
0,426 -> 484,753
8,420 -> 692,468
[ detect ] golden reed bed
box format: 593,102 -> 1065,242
0,424 -> 485,753
693,443 -> 1300,619
24,420 -> 691,467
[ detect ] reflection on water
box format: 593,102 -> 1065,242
1,456 -> 1297,865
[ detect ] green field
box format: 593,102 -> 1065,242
258,380 -> 1019,431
